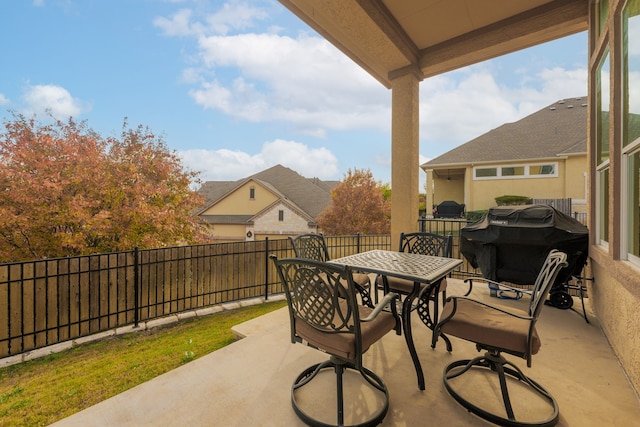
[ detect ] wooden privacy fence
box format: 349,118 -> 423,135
0,235 -> 392,359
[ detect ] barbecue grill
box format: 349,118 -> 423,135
460,205 -> 589,311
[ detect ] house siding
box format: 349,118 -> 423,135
565,155 -> 588,212
208,224 -> 247,242
202,181 -> 278,216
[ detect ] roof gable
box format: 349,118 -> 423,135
198,164 -> 335,219
249,198 -> 315,225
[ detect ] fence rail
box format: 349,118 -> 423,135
0,234 -> 391,359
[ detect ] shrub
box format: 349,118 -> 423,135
466,210 -> 487,222
494,195 -> 532,206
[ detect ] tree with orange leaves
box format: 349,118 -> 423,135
317,168 -> 391,235
0,114 -> 208,262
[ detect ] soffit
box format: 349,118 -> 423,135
278,0 -> 588,87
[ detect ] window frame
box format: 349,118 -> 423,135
472,162 -> 558,180
622,0 -> 640,264
596,160 -> 610,247
623,142 -> 640,264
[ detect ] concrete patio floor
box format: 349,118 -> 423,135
51,279 -> 640,426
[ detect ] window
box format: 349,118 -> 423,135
531,164 -> 556,175
598,165 -> 610,244
249,187 -> 255,199
624,0 -> 640,262
501,166 -> 524,176
597,51 -> 610,165
278,210 -> 284,221
475,168 -> 497,178
596,50 -> 611,246
473,163 -> 558,180
627,150 -> 640,259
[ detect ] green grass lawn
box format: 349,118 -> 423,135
0,300 -> 287,427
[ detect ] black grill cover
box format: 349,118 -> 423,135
460,205 -> 588,286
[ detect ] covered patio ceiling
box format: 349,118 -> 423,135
278,0 -> 589,87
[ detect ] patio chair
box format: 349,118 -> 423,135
271,256 -> 400,427
432,249 -> 568,427
289,233 -> 374,307
375,232 -> 453,343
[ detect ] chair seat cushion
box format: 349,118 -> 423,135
377,276 -> 447,297
295,302 -> 397,360
440,298 -> 541,356
353,272 -> 371,289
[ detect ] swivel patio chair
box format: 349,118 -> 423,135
290,233 -> 374,307
432,249 -> 568,427
272,256 -> 400,427
375,232 -> 453,343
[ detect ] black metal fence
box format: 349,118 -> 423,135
0,215 -> 590,359
0,234 -> 391,359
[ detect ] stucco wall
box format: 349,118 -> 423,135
431,175 -> 465,207
208,224 -> 247,242
463,158 -> 585,211
202,181 -> 278,215
565,155 -> 588,206
425,156 -> 587,213
590,248 -> 640,395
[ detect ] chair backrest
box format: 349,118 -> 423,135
272,256 -> 364,364
528,249 -> 569,319
399,232 -> 453,258
289,233 -> 331,262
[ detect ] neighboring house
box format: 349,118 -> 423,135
197,165 -> 338,242
421,97 -> 588,214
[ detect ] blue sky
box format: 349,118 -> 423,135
0,0 -> 588,189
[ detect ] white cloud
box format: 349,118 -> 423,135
419,63 -> 588,157
154,9 -> 196,37
190,32 -> 388,135
154,1 -> 268,38
260,139 -> 338,177
179,139 -> 338,182
156,3 -> 389,138
536,67 -> 588,100
21,84 -> 87,120
203,0 -> 268,35
630,22 -> 640,56
420,69 -> 520,154
0,93 -> 9,106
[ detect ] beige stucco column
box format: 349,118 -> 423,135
390,73 -> 420,245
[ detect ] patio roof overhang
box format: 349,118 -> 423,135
277,0 -> 589,241
278,0 -> 588,88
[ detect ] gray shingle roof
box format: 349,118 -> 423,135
423,97 -> 588,167
198,165 -> 337,219
249,165 -> 335,218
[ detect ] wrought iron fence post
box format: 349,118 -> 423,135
418,215 -> 427,232
134,246 -> 140,328
264,237 -> 270,300
357,233 -> 361,253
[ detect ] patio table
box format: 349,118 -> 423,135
330,249 -> 462,390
